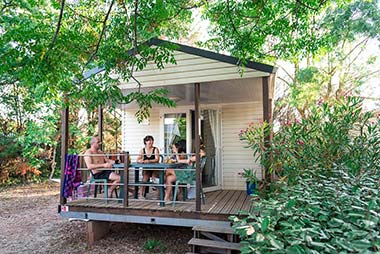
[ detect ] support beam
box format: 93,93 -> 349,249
59,95 -> 69,205
123,151 -> 129,207
87,220 -> 110,246
98,105 -> 103,150
262,76 -> 272,183
194,83 -> 201,212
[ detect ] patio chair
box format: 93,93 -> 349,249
172,157 -> 206,207
86,172 -> 119,203
79,154 -> 117,203
141,154 -> 165,197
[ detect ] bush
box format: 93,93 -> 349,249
239,96 -> 380,184
234,97 -> 380,253
232,169 -> 380,253
143,239 -> 167,253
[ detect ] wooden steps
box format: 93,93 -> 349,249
189,224 -> 241,253
193,225 -> 235,234
188,238 -> 241,250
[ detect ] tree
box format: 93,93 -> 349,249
0,0 -> 203,183
203,0 -> 380,120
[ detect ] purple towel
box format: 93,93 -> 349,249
62,154 -> 81,198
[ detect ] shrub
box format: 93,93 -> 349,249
234,97 -> 380,253
142,239 -> 167,253
239,96 -> 380,184
232,169 -> 380,253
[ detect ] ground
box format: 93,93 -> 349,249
0,182 -> 192,254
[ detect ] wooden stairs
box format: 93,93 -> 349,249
188,225 -> 241,254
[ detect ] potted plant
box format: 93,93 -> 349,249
241,169 -> 258,195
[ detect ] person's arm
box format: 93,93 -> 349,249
136,149 -> 144,163
150,147 -> 160,163
84,152 -> 113,174
176,153 -> 189,163
188,149 -> 206,164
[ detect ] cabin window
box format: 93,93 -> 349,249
163,113 -> 187,155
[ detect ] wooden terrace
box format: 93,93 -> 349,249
62,190 -> 254,227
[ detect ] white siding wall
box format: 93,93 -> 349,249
121,109 -> 161,182
121,102 -> 264,190
121,109 -> 161,158
221,102 -> 263,190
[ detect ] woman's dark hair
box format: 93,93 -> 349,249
174,140 -> 186,153
143,135 -> 154,144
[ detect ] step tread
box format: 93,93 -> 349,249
192,224 -> 235,234
188,238 -> 241,250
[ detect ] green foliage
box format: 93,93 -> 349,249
142,239 -> 167,254
241,168 -> 258,185
232,168 -> 380,253
235,97 -> 380,253
0,0 -> 200,185
240,96 -> 380,183
124,88 -> 176,123
204,0 -> 380,121
203,0 -> 380,62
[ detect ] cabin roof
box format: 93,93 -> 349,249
118,38 -> 277,89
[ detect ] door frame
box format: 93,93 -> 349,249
200,107 -> 222,192
159,105 -> 222,191
159,106 -> 192,157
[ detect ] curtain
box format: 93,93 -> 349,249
207,109 -> 218,142
164,113 -> 182,154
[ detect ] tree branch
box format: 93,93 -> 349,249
1,0 -> 14,13
86,0 -> 115,66
278,64 -> 295,83
226,0 -> 241,38
48,0 -> 66,52
133,0 -> 138,55
66,4 -> 103,23
295,0 -> 328,11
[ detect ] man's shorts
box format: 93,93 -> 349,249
93,170 -> 112,180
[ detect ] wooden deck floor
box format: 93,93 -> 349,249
66,190 -> 254,222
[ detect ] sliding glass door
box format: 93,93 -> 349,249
161,108 -> 221,191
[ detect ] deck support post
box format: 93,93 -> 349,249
87,220 -> 110,246
98,105 -> 103,150
194,82 -> 201,212
262,76 -> 273,183
59,94 -> 69,205
123,151 -> 129,207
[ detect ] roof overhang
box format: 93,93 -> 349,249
119,38 -> 277,90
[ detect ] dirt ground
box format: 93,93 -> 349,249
0,182 -> 192,254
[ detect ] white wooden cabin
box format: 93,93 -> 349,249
59,39 -> 277,239
120,38 -> 277,192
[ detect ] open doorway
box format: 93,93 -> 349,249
191,109 -> 220,189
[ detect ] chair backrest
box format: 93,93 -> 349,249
200,156 -> 207,171
79,154 -> 91,182
176,157 -> 207,183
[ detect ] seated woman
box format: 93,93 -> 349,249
136,135 -> 160,199
164,140 -> 187,202
188,142 -> 206,165
187,141 -> 206,200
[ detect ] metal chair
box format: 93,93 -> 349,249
172,157 -> 206,207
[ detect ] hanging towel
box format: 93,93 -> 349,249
62,154 -> 81,198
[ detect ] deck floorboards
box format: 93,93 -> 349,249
67,190 -> 253,221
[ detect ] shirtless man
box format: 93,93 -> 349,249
84,136 -> 120,197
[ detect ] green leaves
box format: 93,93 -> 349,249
124,88 -> 176,123
235,96 -> 380,253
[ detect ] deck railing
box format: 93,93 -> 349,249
69,152 -> 201,209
